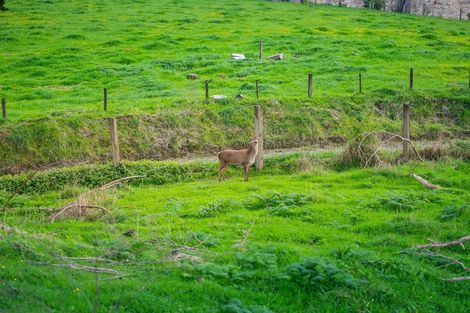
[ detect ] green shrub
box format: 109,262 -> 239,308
244,192 -> 311,213
197,200 -> 238,218
371,192 -> 436,213
221,298 -> 274,313
235,248 -> 278,272
285,257 -> 361,290
439,204 -> 467,221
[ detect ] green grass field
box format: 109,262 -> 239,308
1,2 -> 469,310
1,157 -> 469,312
0,0 -> 469,121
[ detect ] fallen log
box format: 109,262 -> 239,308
445,276 -> 470,282
414,235 -> 470,249
412,174 -> 440,190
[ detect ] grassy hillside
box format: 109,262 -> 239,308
1,158 -> 469,312
0,0 -> 469,172
0,0 -> 469,121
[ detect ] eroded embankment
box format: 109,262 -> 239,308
0,96 -> 468,174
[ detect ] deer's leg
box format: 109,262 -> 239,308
243,163 -> 249,182
219,163 -> 227,181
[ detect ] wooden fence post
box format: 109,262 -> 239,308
108,118 -> 121,165
1,98 -> 6,119
459,8 -> 462,20
409,67 -> 414,90
359,73 -> 362,94
256,80 -> 259,100
258,42 -> 263,60
308,74 -> 313,98
402,104 -> 410,161
103,88 -> 108,112
254,105 -> 264,170
205,80 -> 209,100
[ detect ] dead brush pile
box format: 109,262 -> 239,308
50,175 -> 144,222
341,131 -> 423,167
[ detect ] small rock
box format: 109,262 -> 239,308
442,106 -> 450,115
231,53 -> 246,60
268,53 -> 284,61
123,229 -> 135,237
186,73 -> 198,80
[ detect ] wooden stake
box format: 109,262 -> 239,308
254,105 -> 264,170
459,8 -> 462,20
108,118 -> 121,165
308,74 -> 313,98
205,80 -> 209,100
258,42 -> 263,60
359,73 -> 362,94
255,80 -> 259,100
402,104 -> 410,161
103,88 -> 108,112
1,98 -> 6,119
409,67 -> 414,90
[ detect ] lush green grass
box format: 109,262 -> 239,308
1,159 -> 469,312
0,0 -> 469,121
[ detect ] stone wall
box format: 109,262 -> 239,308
273,0 -> 470,19
386,0 -> 470,19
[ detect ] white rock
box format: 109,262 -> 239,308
231,53 -> 246,60
268,53 -> 284,61
211,95 -> 227,101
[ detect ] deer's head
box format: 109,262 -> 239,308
250,134 -> 262,147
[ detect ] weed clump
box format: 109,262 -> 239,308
244,192 -> 311,214
221,298 -> 274,313
439,204 -> 467,221
285,257 -> 361,290
367,192 -> 440,213
197,200 -> 238,218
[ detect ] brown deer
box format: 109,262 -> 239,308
217,134 -> 262,181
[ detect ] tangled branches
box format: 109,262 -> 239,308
50,175 -> 144,222
403,236 -> 470,282
342,131 -> 423,168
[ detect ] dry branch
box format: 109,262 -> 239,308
58,256 -> 117,264
2,169 -> 38,214
420,251 -> 469,271
233,222 -> 255,249
411,174 -> 440,190
0,278 -> 19,293
444,276 -> 470,282
29,261 -> 121,275
414,236 -> 470,249
404,236 -> 470,283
